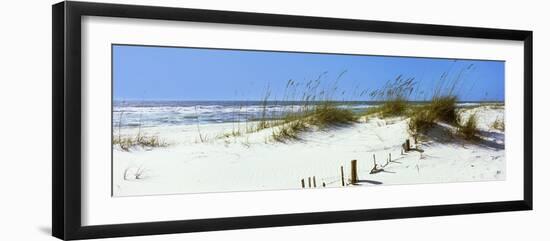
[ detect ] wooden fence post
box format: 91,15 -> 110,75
308,177 -> 311,188
301,179 -> 305,188
350,160 -> 358,184
313,176 -> 317,188
340,166 -> 345,186
405,139 -> 411,152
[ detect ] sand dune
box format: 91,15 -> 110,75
113,105 -> 505,197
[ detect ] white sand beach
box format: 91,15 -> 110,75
112,105 -> 505,197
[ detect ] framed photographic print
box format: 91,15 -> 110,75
52,1 -> 533,240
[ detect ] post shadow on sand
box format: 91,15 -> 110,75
356,179 -> 384,185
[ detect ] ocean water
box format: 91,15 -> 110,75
112,100 -> 492,128
113,100 -> 375,128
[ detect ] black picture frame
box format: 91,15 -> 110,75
52,1 -> 533,240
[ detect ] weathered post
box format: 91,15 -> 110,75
301,178 -> 305,188
308,177 -> 311,188
389,153 -> 392,162
340,166 -> 345,186
350,160 -> 358,184
313,176 -> 317,188
405,139 -> 411,152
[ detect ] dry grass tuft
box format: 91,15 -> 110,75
426,96 -> 459,125
458,113 -> 479,140
366,75 -> 416,117
271,120 -> 307,142
407,95 -> 459,136
308,103 -> 357,127
491,117 -> 505,131
408,109 -> 437,135
366,98 -> 409,117
271,102 -> 357,142
113,134 -> 168,151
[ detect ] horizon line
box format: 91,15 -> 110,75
113,99 -> 505,103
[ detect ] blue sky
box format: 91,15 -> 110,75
113,45 -> 504,102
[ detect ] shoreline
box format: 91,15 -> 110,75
113,103 -> 504,130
